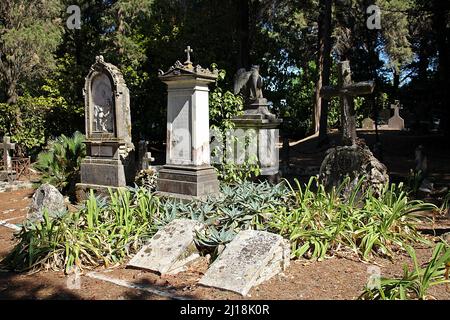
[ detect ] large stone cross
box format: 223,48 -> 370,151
0,136 -> 15,170
320,61 -> 375,145
184,46 -> 193,65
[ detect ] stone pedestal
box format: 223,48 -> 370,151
232,99 -> 282,176
156,51 -> 220,199
76,56 -> 134,201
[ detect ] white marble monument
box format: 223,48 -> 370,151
156,46 -> 220,199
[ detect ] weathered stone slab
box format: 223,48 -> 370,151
199,230 -> 290,296
128,219 -> 204,274
27,183 -> 67,222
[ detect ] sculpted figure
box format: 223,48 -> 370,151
234,65 -> 264,102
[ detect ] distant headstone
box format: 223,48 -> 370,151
0,136 -> 15,170
388,101 -> 405,130
76,56 -> 135,200
361,117 -> 375,130
128,219 -> 204,274
157,46 -> 220,199
0,136 -> 16,181
199,230 -> 290,296
27,184 -> 66,222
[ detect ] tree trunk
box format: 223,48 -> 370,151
316,0 -> 333,145
6,81 -> 18,105
392,69 -> 400,102
238,0 -> 250,69
117,6 -> 125,59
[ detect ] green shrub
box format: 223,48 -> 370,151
2,188 -> 159,273
34,131 -> 86,195
268,177 -> 435,260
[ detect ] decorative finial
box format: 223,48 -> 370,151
96,55 -> 105,64
184,46 -> 193,65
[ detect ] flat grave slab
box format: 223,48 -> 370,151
128,218 -> 204,274
199,230 -> 290,296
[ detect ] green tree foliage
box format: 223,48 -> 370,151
0,0 -> 63,104
0,0 -> 449,157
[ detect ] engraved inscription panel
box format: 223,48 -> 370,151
170,97 -> 191,163
92,73 -> 114,133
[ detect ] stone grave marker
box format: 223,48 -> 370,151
361,117 -> 375,130
76,56 -> 135,200
0,136 -> 16,181
388,101 -> 405,130
157,46 -> 220,199
232,66 -> 282,177
199,230 -> 290,296
320,61 -> 375,146
128,219 -> 204,274
318,61 -> 388,197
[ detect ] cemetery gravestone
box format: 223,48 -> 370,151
361,117 -> 375,130
232,66 -> 282,176
199,230 -> 290,296
128,219 -> 204,274
318,61 -> 388,196
0,136 -> 16,181
388,101 -> 405,130
76,56 -> 135,200
156,47 -> 220,199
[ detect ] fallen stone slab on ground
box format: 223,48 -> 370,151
199,230 -> 290,296
128,218 -> 204,274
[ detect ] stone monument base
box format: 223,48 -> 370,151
232,101 -> 282,177
156,165 -> 220,200
76,154 -> 134,201
80,158 -> 129,187
75,183 -> 128,201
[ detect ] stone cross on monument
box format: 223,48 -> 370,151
184,46 -> 193,65
1,136 -> 15,170
320,61 -> 375,145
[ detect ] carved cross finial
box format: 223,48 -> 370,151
184,46 -> 193,65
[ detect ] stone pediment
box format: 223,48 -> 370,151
86,55 -> 126,88
158,60 -> 218,80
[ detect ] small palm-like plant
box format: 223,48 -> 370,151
34,131 -> 86,195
